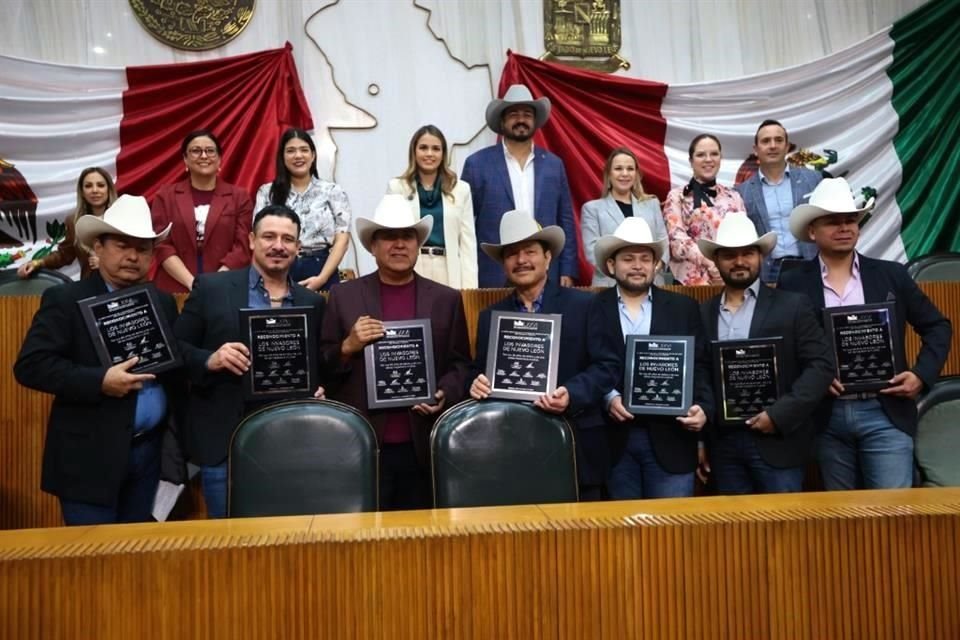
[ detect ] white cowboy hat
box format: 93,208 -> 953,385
75,194 -> 171,247
698,212 -> 778,261
789,177 -> 875,241
594,217 -> 668,273
355,194 -> 433,253
485,84 -> 551,135
480,209 -> 565,263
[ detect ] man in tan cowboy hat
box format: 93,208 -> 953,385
469,209 -> 615,499
591,217 -> 713,499
321,194 -> 471,510
174,204 -> 327,518
14,195 -> 183,525
779,177 -> 951,491
461,84 -> 578,288
699,212 -> 834,494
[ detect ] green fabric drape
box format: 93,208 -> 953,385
889,0 -> 960,258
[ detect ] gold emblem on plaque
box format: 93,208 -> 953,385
129,0 -> 256,51
542,0 -> 629,72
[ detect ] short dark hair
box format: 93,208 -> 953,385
687,134 -> 722,160
253,204 -> 301,235
181,128 -> 223,157
754,119 -> 788,145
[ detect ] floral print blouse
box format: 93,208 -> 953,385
255,177 -> 351,250
662,183 -> 745,286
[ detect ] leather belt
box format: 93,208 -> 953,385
420,247 -> 445,256
299,247 -> 330,258
836,391 -> 879,401
773,255 -> 803,264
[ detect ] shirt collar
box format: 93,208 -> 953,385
758,164 -> 791,185
502,140 -> 535,162
616,285 -> 652,305
249,266 -> 295,296
818,253 -> 860,278
720,278 -> 761,307
514,286 -> 545,312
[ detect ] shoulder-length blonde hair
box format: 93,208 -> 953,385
399,125 -> 458,202
601,146 -> 655,202
73,167 -> 117,248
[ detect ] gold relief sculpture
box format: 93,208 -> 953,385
129,0 -> 255,51
542,0 -> 629,72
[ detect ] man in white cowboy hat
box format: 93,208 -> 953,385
698,212 -> 834,494
736,119 -> 824,284
321,194 -> 471,510
779,178 -> 951,490
590,217 -> 713,499
461,83 -> 578,288
14,195 -> 183,525
468,209 -> 615,499
174,204 -> 327,518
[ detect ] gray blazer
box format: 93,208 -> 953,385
581,194 -> 668,286
736,166 -> 822,281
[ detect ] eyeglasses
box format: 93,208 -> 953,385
187,147 -> 219,158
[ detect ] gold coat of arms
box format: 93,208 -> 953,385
543,0 -> 629,72
129,0 -> 256,51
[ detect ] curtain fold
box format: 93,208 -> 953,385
888,0 -> 960,257
116,43 -> 313,202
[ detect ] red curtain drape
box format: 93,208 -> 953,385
499,51 -> 670,284
115,43 -> 313,202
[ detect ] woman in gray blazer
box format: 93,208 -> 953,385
581,147 -> 668,286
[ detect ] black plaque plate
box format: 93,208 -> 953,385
485,311 -> 561,401
624,335 -> 694,416
78,283 -> 181,374
364,319 -> 436,409
712,337 -> 784,426
239,307 -> 317,400
824,302 -> 903,393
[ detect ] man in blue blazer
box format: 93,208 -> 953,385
592,218 -> 713,499
736,119 -> 823,284
469,210 -> 615,499
778,178 -> 951,490
461,84 -> 578,288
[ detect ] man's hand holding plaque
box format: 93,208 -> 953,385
238,307 -> 318,401
823,302 -> 905,394
483,311 -> 562,402
712,337 -> 785,427
363,319 -> 437,410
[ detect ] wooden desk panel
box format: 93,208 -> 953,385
0,490 -> 958,640
1,284 -> 958,531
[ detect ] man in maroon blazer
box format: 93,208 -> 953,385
321,195 -> 471,510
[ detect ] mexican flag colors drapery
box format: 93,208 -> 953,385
500,0 -> 959,283
0,44 -> 312,271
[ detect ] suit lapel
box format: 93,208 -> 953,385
858,254 -> 887,304
603,195 -> 625,228
533,148 -> 546,216
648,285 -> 668,335
790,170 -> 809,206
494,150 -> 515,209
748,285 -> 774,338
175,182 -> 197,242
704,294 -> 721,342
747,176 -> 769,232
204,182 -> 228,242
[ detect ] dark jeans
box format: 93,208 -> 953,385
380,442 -> 430,511
291,251 -> 339,291
711,429 -> 805,495
608,427 -> 694,499
200,462 -> 228,518
59,434 -> 162,526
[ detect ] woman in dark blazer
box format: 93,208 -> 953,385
151,129 -> 253,293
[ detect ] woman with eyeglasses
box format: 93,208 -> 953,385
254,128 -> 351,291
150,129 -> 253,293
17,167 -> 117,280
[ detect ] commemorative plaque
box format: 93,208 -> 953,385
712,338 -> 784,426
824,302 -> 903,392
364,319 -> 436,410
624,335 -> 694,416
239,307 -> 317,400
78,283 -> 181,375
485,311 -> 561,401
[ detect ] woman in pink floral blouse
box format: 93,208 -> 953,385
663,134 -> 746,285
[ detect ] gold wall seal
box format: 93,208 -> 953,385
543,0 -> 629,72
129,0 -> 256,51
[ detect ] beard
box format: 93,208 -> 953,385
503,127 -> 533,143
719,267 -> 759,289
615,272 -> 652,295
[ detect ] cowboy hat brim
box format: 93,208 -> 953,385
480,226 -> 565,264
485,97 -> 551,135
697,231 -> 778,262
75,216 -> 171,248
594,236 -> 668,274
789,198 -> 875,241
356,216 -> 434,254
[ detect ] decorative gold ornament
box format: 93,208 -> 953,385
543,0 -> 630,73
129,0 -> 256,51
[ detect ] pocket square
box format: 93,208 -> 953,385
886,291 -> 897,301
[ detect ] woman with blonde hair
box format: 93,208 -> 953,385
17,167 -> 117,280
386,124 -> 477,289
581,147 -> 667,286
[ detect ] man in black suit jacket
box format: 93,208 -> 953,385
698,213 -> 834,494
469,210 -> 615,499
174,205 -> 326,517
591,218 -> 713,499
14,195 -> 182,525
778,178 -> 951,490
